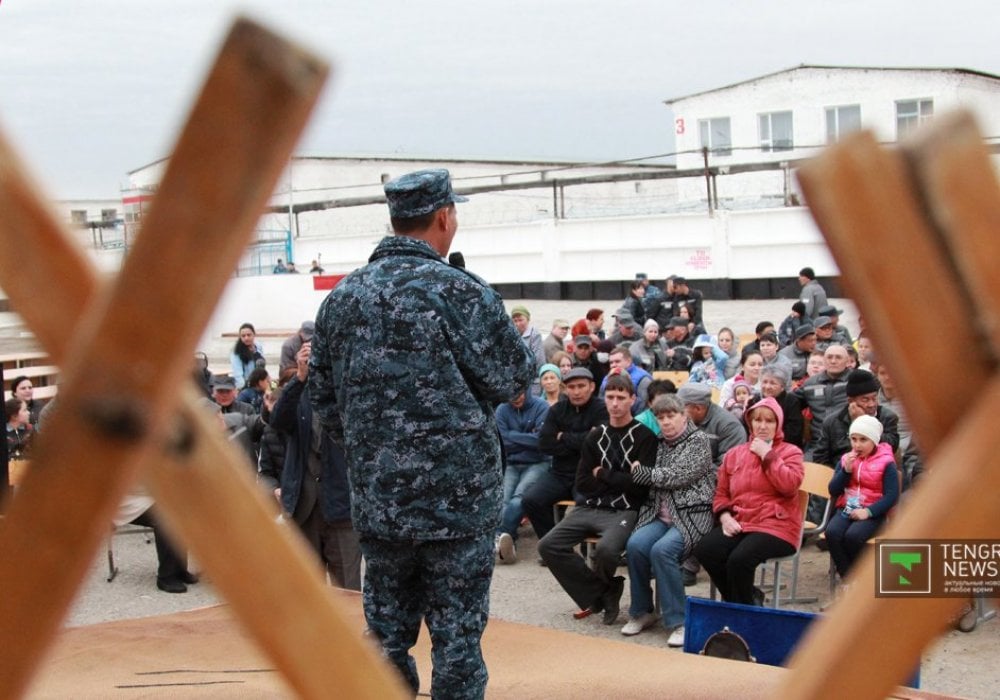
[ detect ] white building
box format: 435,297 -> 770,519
38,64 -> 997,334
666,65 -> 1000,206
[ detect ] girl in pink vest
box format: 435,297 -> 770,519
826,414 -> 900,580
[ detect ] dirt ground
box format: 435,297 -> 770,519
5,297 -> 997,697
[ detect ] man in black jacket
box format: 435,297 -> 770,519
538,372 -> 655,624
522,367 -> 608,540
263,343 -> 359,590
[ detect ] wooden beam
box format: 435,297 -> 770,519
0,18 -> 406,700
782,111 -> 1000,699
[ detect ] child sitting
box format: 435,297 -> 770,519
826,415 -> 900,582
723,380 -> 754,422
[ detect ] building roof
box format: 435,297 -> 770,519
127,153 -> 673,177
663,64 -> 1000,105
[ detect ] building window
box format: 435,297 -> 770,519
698,117 -> 732,156
70,210 -> 88,226
759,111 -> 793,152
826,105 -> 862,143
896,99 -> 933,138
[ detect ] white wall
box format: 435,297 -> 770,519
197,205 -> 836,341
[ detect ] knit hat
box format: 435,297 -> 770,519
538,363 -> 560,380
849,414 -> 883,445
846,369 -> 879,397
643,319 -> 660,332
791,301 -> 807,316
677,383 -> 713,406
595,339 -> 615,353
510,305 -> 530,320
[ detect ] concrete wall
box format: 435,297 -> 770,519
669,67 -> 1000,204
197,205 -> 837,342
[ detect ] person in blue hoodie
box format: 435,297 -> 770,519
494,391 -> 551,564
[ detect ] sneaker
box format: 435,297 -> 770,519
682,569 -> 697,587
601,576 -> 625,625
621,612 -> 659,636
497,533 -> 516,564
667,625 -> 685,648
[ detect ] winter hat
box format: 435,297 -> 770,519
538,363 -> 560,380
643,319 -> 660,332
692,333 -> 716,350
849,414 -> 883,445
791,301 -> 807,316
510,305 -> 530,320
846,369 -> 879,397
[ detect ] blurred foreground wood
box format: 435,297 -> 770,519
783,111 -> 1000,698
0,16 -> 404,700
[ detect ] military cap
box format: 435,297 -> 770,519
815,316 -> 834,328
574,335 -> 592,347
384,168 -> 468,218
817,304 -> 843,317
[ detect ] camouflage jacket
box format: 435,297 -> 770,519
310,235 -> 533,541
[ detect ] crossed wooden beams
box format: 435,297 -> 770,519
0,18 -> 404,699
780,111 -> 1000,698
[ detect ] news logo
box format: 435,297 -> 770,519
878,543 -> 931,595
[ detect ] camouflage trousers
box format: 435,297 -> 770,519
360,533 -> 495,699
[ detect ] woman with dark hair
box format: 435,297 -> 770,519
230,322 -> 265,389
719,348 -> 764,406
622,281 -> 646,326
5,397 -> 33,459
238,367 -> 270,413
9,375 -> 41,426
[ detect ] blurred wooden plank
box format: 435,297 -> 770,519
782,114 -> 1000,699
795,129 -> 991,452
903,110 -> 1000,354
0,17 -> 335,699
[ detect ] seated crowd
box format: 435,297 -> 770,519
5,269 -> 913,647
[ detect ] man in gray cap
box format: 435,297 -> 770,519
310,168 -> 533,698
279,320 -> 315,376
572,334 -> 608,385
677,383 -> 746,467
675,382 -> 745,586
779,323 -> 817,381
608,308 -> 642,345
817,304 -> 854,346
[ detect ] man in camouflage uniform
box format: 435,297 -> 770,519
310,169 -> 533,699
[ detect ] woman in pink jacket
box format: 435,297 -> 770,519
694,396 -> 804,605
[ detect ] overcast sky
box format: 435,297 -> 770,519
1,0 -> 997,199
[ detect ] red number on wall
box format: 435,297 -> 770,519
675,118 -> 685,135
